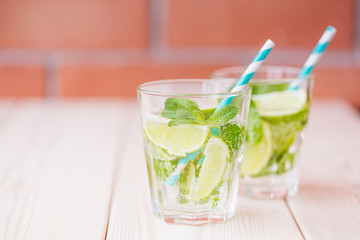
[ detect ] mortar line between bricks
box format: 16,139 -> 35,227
149,0 -> 168,56
44,55 -> 60,98
354,0 -> 360,62
0,48 -> 356,66
355,1 -> 360,48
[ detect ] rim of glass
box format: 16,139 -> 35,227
137,79 -> 251,97
212,65 -> 312,85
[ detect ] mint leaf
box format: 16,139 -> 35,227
168,118 -> 199,126
162,98 -> 201,118
275,152 -> 295,175
162,98 -> 205,126
192,110 -> 205,122
246,100 -> 262,144
207,105 -> 238,125
219,123 -> 245,159
167,109 -> 198,121
153,158 -> 177,182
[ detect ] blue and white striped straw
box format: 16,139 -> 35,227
165,40 -> 274,186
216,39 -> 275,110
298,26 -> 337,78
290,26 -> 337,89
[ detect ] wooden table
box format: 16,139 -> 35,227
0,99 -> 359,239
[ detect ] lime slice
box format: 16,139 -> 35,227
179,162 -> 196,195
252,89 -> 307,117
241,121 -> 272,176
144,114 -> 209,156
189,137 -> 229,201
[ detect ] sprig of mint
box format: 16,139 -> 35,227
219,123 -> 245,159
162,98 -> 238,126
153,158 -> 177,182
207,105 -> 238,125
246,100 -> 262,144
162,98 -> 205,126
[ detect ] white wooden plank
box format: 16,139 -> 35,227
106,113 -> 303,240
0,99 -> 12,117
2,99 -> 358,239
287,99 -> 360,239
0,100 -> 135,240
105,114 -> 151,240
0,100 -> 57,239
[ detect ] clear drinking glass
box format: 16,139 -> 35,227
137,79 -> 251,225
212,66 -> 313,198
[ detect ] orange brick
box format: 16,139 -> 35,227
0,0 -> 147,48
59,64 -> 227,98
313,67 -> 360,108
0,65 -> 45,97
168,0 -> 354,49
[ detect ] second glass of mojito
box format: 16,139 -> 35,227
137,79 -> 251,225
212,66 -> 313,198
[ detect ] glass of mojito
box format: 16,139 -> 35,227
212,66 -> 313,198
137,79 -> 251,225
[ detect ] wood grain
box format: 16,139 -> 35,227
286,100 -> 360,240
0,100 -> 135,240
106,113 -> 303,240
0,100 -> 12,118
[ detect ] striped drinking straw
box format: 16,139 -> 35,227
290,26 -> 337,89
165,39 -> 275,186
216,39 -> 275,110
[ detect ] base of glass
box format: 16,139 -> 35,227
238,171 -> 299,199
238,182 -> 298,199
155,210 -> 235,225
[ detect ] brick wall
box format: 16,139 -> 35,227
0,0 -> 359,107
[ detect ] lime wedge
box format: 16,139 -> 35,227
189,137 -> 229,201
241,121 -> 272,176
144,114 -> 209,156
252,89 -> 307,117
179,162 -> 196,195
